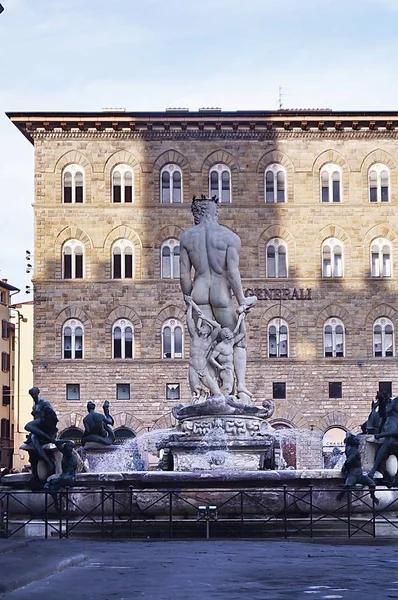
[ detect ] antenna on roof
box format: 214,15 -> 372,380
278,85 -> 284,110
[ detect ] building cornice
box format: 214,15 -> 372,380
7,109 -> 398,144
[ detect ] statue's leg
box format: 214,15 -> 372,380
201,369 -> 221,396
31,434 -> 53,467
368,439 -> 393,478
189,366 -> 202,398
25,420 -> 53,443
220,368 -> 234,395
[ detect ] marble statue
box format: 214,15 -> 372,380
180,196 -> 257,402
81,401 -> 115,446
185,296 -> 221,400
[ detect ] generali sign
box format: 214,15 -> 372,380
244,287 -> 313,301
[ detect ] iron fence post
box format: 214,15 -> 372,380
347,489 -> 352,538
101,487 -> 105,538
58,491 -> 63,539
169,492 -> 173,539
129,486 -> 133,539
65,487 -> 69,539
240,491 -> 244,538
44,490 -> 48,539
372,490 -> 376,538
309,485 -> 313,538
112,491 -> 115,538
283,485 -> 288,539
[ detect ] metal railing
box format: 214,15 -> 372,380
1,486 -> 397,540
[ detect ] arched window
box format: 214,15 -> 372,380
322,427 -> 346,468
162,319 -> 184,359
63,319 -> 84,359
160,164 -> 182,203
268,318 -> 289,358
369,164 -> 390,203
112,164 -> 133,203
370,238 -> 392,277
62,240 -> 84,279
322,238 -> 343,277
320,164 -> 342,203
373,318 -> 394,357
209,164 -> 231,203
63,165 -> 84,203
59,427 -> 84,442
324,318 -> 345,357
112,319 -> 134,359
265,164 -> 286,203
266,238 -> 288,278
114,427 -> 136,441
112,240 -> 134,279
161,239 -> 180,279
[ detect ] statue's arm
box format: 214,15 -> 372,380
209,349 -> 222,371
180,243 -> 193,297
186,302 -> 196,338
233,312 -> 245,334
199,312 -> 220,332
226,244 -> 246,306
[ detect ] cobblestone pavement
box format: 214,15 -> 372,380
2,539 -> 398,599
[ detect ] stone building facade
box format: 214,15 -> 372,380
0,279 -> 18,469
8,108 -> 398,468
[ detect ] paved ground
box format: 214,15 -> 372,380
2,538 -> 398,599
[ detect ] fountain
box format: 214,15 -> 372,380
3,196 -> 398,535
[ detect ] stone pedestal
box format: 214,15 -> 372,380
161,414 -> 280,472
78,443 -> 119,472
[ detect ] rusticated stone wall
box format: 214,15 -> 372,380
31,128 -> 398,469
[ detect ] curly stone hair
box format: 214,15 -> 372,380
191,195 -> 219,224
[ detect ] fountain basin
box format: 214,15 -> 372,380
2,470 -> 395,519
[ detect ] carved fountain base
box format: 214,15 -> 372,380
162,394 -> 281,471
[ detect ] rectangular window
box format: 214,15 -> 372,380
75,255 -> 83,279
1,418 -> 10,439
125,255 -> 133,278
329,381 -> 342,398
332,180 -> 340,202
124,185 -> 132,203
113,185 -> 121,203
75,185 -> 83,203
1,352 -> 10,372
113,254 -> 122,279
117,383 -> 130,400
64,254 -> 72,279
66,383 -> 80,401
166,383 -> 180,400
0,291 -> 5,304
64,186 -> 72,203
272,382 -> 286,400
379,381 -> 392,398
2,385 -> 10,406
1,319 -> 9,339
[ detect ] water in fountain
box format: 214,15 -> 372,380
91,428 -> 182,472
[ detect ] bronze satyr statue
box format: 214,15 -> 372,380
24,387 -> 59,471
368,396 -> 398,481
81,400 -> 115,446
337,432 -> 379,504
44,440 -> 77,510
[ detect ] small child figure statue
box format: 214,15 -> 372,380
336,432 -> 379,504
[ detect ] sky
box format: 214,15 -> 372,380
1,0 -> 398,295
